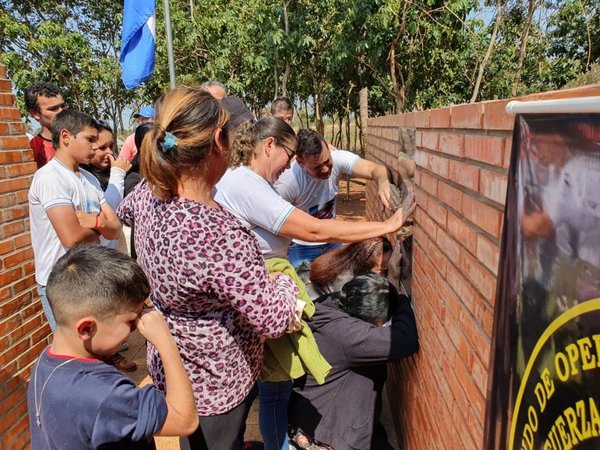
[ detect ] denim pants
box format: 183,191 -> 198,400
38,285 -> 57,332
259,380 -> 293,450
287,242 -> 342,268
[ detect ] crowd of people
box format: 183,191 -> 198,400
24,80 -> 419,450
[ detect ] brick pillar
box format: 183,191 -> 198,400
0,64 -> 50,450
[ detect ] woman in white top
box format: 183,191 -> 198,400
214,116 -> 415,450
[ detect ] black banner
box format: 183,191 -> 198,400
484,114 -> 600,450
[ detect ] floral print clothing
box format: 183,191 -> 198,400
118,183 -> 297,415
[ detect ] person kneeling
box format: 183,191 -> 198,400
288,273 -> 418,450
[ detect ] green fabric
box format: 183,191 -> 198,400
261,258 -> 331,384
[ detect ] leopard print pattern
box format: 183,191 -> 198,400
118,183 -> 297,415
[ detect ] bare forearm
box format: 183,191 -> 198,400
156,339 -> 198,436
61,228 -> 100,247
302,218 -> 393,243
96,214 -> 122,240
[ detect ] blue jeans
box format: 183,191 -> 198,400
259,380 -> 293,450
38,285 -> 56,332
288,242 -> 342,268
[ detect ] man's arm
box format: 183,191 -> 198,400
76,203 -> 122,240
351,158 -> 392,209
46,205 -> 100,248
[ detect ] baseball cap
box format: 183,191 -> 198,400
133,106 -> 156,119
221,96 -> 255,130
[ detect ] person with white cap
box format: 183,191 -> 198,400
119,105 -> 156,162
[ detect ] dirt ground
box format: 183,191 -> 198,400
335,176 -> 368,221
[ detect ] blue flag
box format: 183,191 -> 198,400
120,0 -> 156,89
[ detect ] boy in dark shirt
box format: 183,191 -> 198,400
27,245 -> 198,449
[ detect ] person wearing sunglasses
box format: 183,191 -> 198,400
214,116 -> 415,450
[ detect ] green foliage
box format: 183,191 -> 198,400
0,0 -> 597,136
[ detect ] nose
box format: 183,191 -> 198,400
320,165 -> 330,175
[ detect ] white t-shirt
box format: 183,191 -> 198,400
29,158 -> 106,285
274,149 -> 359,246
214,166 -> 295,259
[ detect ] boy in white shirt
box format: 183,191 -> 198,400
28,109 -> 122,331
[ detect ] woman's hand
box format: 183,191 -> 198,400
385,190 -> 416,232
75,210 -> 99,229
109,154 -> 132,173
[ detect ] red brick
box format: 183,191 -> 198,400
483,100 -> 515,131
2,247 -> 33,268
480,169 -> 508,205
418,171 -> 438,196
0,93 -> 15,105
462,195 -> 503,239
0,79 -> 13,91
447,211 -> 478,254
504,137 -> 513,169
0,150 -> 24,164
426,196 -> 447,228
414,110 -> 430,127
420,130 -> 438,151
0,108 -> 21,120
448,160 -> 480,191
428,153 -> 449,178
439,133 -> 464,157
438,180 -> 463,212
476,235 -> 500,275
0,177 -> 30,195
414,149 -> 428,169
460,249 -> 497,301
8,122 -> 26,134
0,240 -> 14,255
0,65 -> 6,78
429,107 -> 451,128
12,233 -> 31,249
403,112 -> 416,127
2,204 -> 28,222
464,135 -> 505,166
437,228 -> 460,264
4,163 -> 36,178
451,103 -> 483,129
1,220 -> 26,238
0,266 -> 22,286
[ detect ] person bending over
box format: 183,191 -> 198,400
289,273 -> 418,450
274,129 -> 410,267
28,245 -> 198,450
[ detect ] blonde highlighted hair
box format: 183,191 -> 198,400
141,87 -> 230,201
229,116 -> 296,168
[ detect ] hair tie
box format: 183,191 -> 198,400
160,132 -> 177,153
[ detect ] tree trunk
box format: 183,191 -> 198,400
511,0 -> 540,97
471,0 -> 504,103
359,86 -> 368,154
281,0 -> 290,96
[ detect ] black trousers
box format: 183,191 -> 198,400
186,384 -> 258,450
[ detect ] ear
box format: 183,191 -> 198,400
60,128 -> 71,148
212,127 -> 227,156
30,109 -> 42,121
263,136 -> 275,158
75,317 -> 97,341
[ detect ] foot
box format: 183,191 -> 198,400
107,352 -> 137,372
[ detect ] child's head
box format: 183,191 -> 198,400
51,110 -> 100,163
333,273 -> 393,326
47,245 -> 150,356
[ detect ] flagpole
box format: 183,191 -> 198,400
163,0 -> 176,89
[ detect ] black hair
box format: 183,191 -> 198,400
271,96 -> 293,115
95,119 -> 113,134
332,273 -> 392,324
51,109 -> 99,149
230,116 -> 296,167
46,245 -> 150,326
24,82 -> 62,113
131,122 -> 154,174
296,128 -> 326,158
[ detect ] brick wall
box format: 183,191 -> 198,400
365,85 -> 600,449
0,64 -> 50,449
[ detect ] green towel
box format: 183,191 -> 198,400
261,258 -> 331,384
